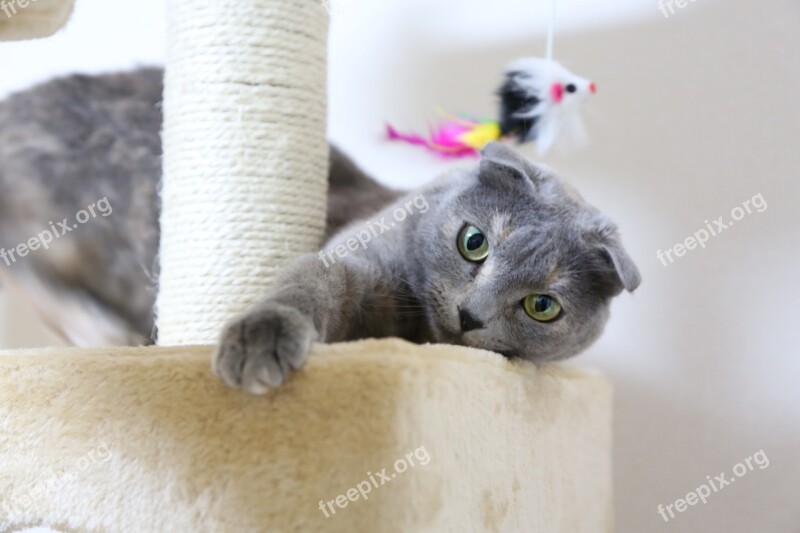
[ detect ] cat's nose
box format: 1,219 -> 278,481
459,308 -> 485,332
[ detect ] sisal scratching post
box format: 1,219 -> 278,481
157,0 -> 330,345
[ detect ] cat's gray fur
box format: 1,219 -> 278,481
0,69 -> 640,393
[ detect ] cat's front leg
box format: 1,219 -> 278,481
213,253 -> 381,394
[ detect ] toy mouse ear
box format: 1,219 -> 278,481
550,82 -> 564,103
479,142 -> 541,188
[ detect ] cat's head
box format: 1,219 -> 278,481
412,142 -> 641,362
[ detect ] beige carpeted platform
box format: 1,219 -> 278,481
0,0 -> 74,41
0,339 -> 612,532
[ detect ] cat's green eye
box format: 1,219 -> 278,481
457,225 -> 489,262
523,294 -> 562,322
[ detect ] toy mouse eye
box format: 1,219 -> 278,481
565,84 -> 577,93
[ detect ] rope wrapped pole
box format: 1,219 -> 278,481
157,0 -> 330,345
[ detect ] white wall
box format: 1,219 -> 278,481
1,0 -> 798,531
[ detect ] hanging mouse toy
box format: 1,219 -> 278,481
497,58 -> 596,154
387,58 -> 596,157
386,0 -> 595,157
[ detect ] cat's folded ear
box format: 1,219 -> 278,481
479,142 -> 542,188
582,214 -> 642,294
602,239 -> 642,293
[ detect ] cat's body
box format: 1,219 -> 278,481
0,69 -> 640,393
0,69 -> 399,346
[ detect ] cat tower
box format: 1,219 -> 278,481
0,1 -> 613,532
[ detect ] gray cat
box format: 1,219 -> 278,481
0,69 -> 640,393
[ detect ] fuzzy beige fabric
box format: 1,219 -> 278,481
0,0 -> 73,41
0,339 -> 612,532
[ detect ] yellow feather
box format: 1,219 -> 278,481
458,122 -> 502,149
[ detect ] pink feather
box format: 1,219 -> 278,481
386,122 -> 479,158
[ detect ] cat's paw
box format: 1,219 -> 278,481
213,303 -> 316,395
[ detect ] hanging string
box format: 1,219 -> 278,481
545,0 -> 557,61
